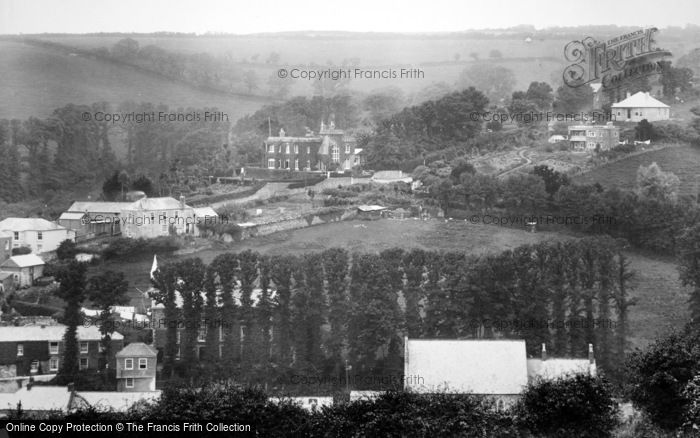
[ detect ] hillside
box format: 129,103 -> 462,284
573,144 -> 700,198
0,39 -> 269,120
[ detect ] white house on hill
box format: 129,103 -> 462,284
0,254 -> 45,287
0,218 -> 75,254
612,91 -> 670,122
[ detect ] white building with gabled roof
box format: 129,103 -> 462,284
0,218 -> 75,254
612,91 -> 670,122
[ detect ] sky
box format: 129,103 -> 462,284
1,0 -> 698,35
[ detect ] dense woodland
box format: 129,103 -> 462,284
147,237 -> 633,388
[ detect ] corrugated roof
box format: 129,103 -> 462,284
1,254 -> 45,268
116,342 -> 157,357
612,91 -> 669,108
73,391 -> 161,412
0,324 -> 123,342
59,212 -> 87,221
66,202 -> 132,214
0,386 -> 71,412
0,218 -> 66,232
123,197 -> 187,211
405,339 -> 528,395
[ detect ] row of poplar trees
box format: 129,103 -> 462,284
151,235 -> 635,389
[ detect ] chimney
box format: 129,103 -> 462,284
588,344 -> 595,364
541,343 -> 547,361
179,195 -> 185,209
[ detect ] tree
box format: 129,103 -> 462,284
321,248 -> 349,374
130,174 -> 156,196
533,165 -> 570,196
56,239 -> 78,261
626,324 -> 700,430
678,223 -> 700,324
634,119 -> 657,141
55,261 -> 88,383
553,84 -> 593,114
516,375 -> 620,437
524,81 -> 554,111
118,170 -> 130,201
87,271 -> 129,370
635,162 -> 680,202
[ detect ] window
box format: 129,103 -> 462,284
331,145 -> 339,163
587,131 -> 596,137
198,327 -> 206,342
17,344 -> 23,356
79,358 -> 88,370
345,144 -> 350,154
285,143 -> 290,154
98,343 -> 104,353
307,146 -> 310,154
268,144 -> 275,153
125,358 -> 134,370
37,232 -> 42,240
219,326 -> 224,341
125,378 -> 134,388
13,232 -> 18,241
307,160 -> 311,170
294,144 -> 298,153
139,358 -> 147,370
294,159 -> 299,170
49,358 -> 59,371
49,342 -> 59,355
30,360 -> 39,373
268,158 -> 275,169
4,241 -> 7,250
80,342 -> 88,354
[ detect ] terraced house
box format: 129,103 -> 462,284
0,325 -> 124,377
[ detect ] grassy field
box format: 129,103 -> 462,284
0,40 -> 269,120
90,218 -> 690,351
573,144 -> 700,198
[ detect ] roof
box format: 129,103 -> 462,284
58,212 -> 87,221
357,205 -> 386,212
116,342 -> 157,357
527,358 -> 594,380
0,324 -> 123,342
0,386 -> 71,412
0,218 -> 66,232
123,197 -> 188,211
193,207 -> 218,217
612,91 -> 669,108
65,202 -> 132,214
1,254 -> 45,268
73,391 -> 161,412
404,339 -> 528,395
589,83 -> 602,93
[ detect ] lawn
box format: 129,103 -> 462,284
573,144 -> 700,198
87,218 -> 690,351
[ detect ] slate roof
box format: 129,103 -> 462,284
612,91 -> 669,108
1,254 -> 45,268
123,197 -> 187,211
0,386 -> 71,412
0,218 -> 66,232
0,324 -> 123,342
65,202 -> 132,214
115,342 -> 158,357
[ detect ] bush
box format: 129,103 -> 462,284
102,237 -> 181,260
322,188 -> 357,198
12,246 -> 31,256
56,239 -> 77,261
515,374 -> 620,437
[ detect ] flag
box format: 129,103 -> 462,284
150,255 -> 158,280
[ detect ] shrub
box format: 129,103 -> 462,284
56,239 -> 78,261
515,374 -> 620,437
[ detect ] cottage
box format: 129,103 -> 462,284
611,91 -> 670,122
0,324 -> 123,376
0,254 -> 45,288
0,218 -> 75,254
356,205 -> 386,219
115,343 -> 157,392
404,338 -> 597,410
